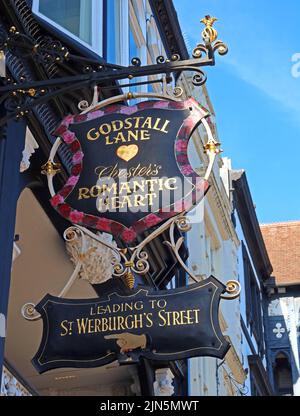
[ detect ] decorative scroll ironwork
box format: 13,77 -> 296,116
220,280 -> 241,300
21,212 -> 239,321
0,16 -> 228,127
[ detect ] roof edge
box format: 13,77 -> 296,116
231,170 -> 273,280
149,0 -> 189,60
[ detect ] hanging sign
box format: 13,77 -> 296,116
51,98 -> 210,243
32,276 -> 230,373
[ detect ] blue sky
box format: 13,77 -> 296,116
174,0 -> 300,223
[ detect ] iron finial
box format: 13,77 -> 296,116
200,15 -> 218,43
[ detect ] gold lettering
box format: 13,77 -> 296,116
77,318 -> 89,334
185,309 -> 193,325
157,299 -> 167,308
140,130 -> 150,140
161,119 -> 170,133
127,130 -> 139,142
172,311 -> 181,326
102,317 -> 109,332
165,178 -> 177,190
134,116 -> 143,128
109,316 -> 117,331
152,117 -> 161,130
112,304 -> 121,314
111,119 -> 123,132
95,318 -> 102,332
134,301 -> 143,310
158,310 -> 167,327
99,123 -> 111,135
87,128 -> 100,141
194,309 -> 200,324
147,192 -> 157,206
114,131 -> 127,143
87,117 -> 170,143
117,316 -> 125,330
141,117 -> 152,129
78,187 -> 90,200
105,135 -> 114,145
134,194 -> 146,207
60,320 -> 69,336
125,315 -> 135,330
124,118 -> 133,129
88,319 -> 95,333
90,185 -> 101,198
145,313 -> 153,327
119,182 -> 132,194
102,183 -> 118,195
134,314 -> 143,329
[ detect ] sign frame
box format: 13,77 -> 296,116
32,276 -> 230,373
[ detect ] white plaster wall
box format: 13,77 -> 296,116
187,184 -> 241,395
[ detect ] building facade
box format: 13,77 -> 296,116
261,221 -> 300,396
231,169 -> 273,396
187,162 -> 274,396
0,0 -> 274,396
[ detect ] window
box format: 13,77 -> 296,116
105,0 -> 128,65
32,0 -> 103,55
248,354 -> 274,396
105,0 -> 166,96
273,352 -> 293,396
242,242 -> 264,353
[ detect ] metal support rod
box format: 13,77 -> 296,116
0,15 -> 228,127
0,56 -> 214,95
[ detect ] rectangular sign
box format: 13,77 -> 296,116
32,276 -> 230,373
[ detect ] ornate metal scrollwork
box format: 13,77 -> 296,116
78,100 -> 90,111
192,43 -> 208,59
213,40 -> 228,56
41,160 -> 61,176
163,215 -> 200,283
111,246 -> 150,290
4,27 -> 35,59
0,26 -> 7,51
130,251 -> 150,275
176,216 -> 192,232
221,280 -> 241,300
156,55 -> 166,64
131,57 -> 141,67
35,36 -> 69,64
172,86 -> 183,98
170,54 -> 180,61
21,302 -> 40,321
21,213 -> 240,322
0,16 -> 228,126
162,216 -> 241,301
192,70 -> 207,86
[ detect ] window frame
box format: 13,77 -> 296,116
242,242 -> 264,353
32,0 -> 103,56
273,352 -> 294,396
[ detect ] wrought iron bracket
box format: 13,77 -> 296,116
21,217 -> 240,321
0,16 -> 227,127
